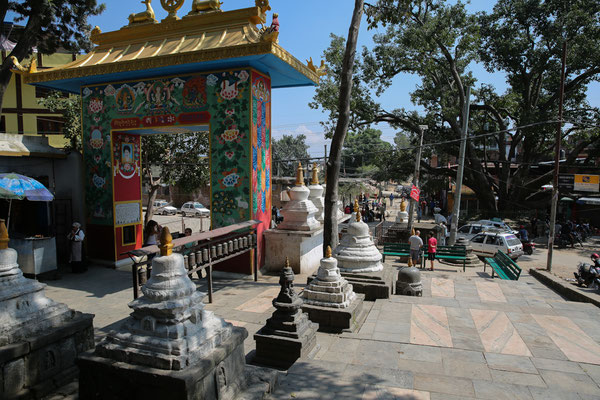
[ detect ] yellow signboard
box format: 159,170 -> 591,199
574,175 -> 599,192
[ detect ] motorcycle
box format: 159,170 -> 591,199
522,240 -> 535,255
574,262 -> 600,288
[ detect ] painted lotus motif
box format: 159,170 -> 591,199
90,128 -> 103,149
221,129 -> 240,142
220,80 -> 238,100
219,169 -> 242,188
88,97 -> 103,114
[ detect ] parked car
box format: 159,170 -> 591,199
153,200 -> 177,215
476,219 -> 517,234
180,201 -> 210,217
469,232 -> 524,260
456,223 -> 491,240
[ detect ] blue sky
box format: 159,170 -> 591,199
78,0 -> 598,155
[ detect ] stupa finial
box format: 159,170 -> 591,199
0,219 -> 8,250
354,199 -> 361,222
311,162 -> 319,185
295,162 -> 305,186
285,256 -> 290,269
159,227 -> 173,256
325,245 -> 332,258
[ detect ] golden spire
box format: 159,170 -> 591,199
285,256 -> 290,268
0,219 -> 8,250
295,162 -> 305,186
354,199 -> 361,222
159,227 -> 173,256
311,162 -> 319,185
325,245 -> 332,258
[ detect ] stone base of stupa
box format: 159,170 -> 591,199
264,228 -> 323,275
253,312 -> 318,370
395,211 -> 409,223
0,312 -> 94,399
309,267 -> 395,300
79,327 -> 271,400
301,293 -> 367,333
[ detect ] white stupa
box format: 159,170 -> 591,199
395,197 -> 409,223
307,163 -> 324,224
277,162 -> 320,231
303,246 -> 356,308
334,200 -> 383,272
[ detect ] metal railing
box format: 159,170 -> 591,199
125,220 -> 261,303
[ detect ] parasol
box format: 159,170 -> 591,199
0,173 -> 54,229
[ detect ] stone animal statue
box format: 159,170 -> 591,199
129,0 -> 156,25
190,0 -> 222,13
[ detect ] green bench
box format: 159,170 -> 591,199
483,250 -> 522,280
382,243 -> 411,262
422,245 -> 467,271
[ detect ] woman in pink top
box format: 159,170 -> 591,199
427,232 -> 437,271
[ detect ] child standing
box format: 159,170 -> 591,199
427,231 -> 437,271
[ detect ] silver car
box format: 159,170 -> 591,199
469,232 -> 524,260
180,201 -> 210,217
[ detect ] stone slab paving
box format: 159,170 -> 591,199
40,260 -> 600,399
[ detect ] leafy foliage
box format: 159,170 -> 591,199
38,92 -> 82,152
272,134 -> 310,176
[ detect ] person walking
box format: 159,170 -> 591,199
408,230 -> 423,267
427,231 -> 437,271
417,205 -> 422,223
389,192 -> 394,206
67,222 -> 85,273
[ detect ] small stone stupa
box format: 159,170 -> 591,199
277,162 -> 320,231
395,197 -> 409,223
301,246 -> 366,332
308,162 -> 324,224
254,258 -> 318,369
441,237 -> 484,268
79,227 -> 267,400
0,220 -> 94,399
334,200 -> 383,273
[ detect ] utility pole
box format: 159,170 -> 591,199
547,41 -> 567,272
407,125 -> 427,233
449,86 -> 471,246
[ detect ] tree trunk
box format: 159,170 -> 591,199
144,184 -> 160,228
324,0 -> 364,253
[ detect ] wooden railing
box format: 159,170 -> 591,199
124,220 -> 261,303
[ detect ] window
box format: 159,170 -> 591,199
471,226 -> 482,234
458,226 -> 470,233
471,234 -> 485,243
487,236 -> 502,246
122,225 -> 136,245
37,116 -> 64,135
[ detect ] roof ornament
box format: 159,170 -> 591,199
255,0 -> 271,13
188,0 -> 222,16
259,11 -> 278,42
311,162 -> 319,185
9,56 -> 36,74
128,0 -> 157,26
295,162 -> 305,187
161,0 -> 185,20
307,58 -> 327,77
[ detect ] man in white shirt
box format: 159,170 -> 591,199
408,230 -> 423,266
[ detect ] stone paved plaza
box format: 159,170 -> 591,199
43,258 -> 600,399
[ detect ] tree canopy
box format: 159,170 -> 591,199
311,0 -> 600,211
0,0 -> 105,111
272,134 -> 310,176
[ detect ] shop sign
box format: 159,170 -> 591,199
558,174 -> 574,191
574,174 -> 600,192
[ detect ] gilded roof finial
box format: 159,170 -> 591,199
354,199 -> 361,222
0,219 -> 8,250
295,162 -> 305,186
325,245 -> 332,258
285,256 -> 290,269
159,227 -> 173,256
311,162 -> 319,185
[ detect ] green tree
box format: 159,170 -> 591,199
312,0 -> 600,211
142,132 -> 210,225
342,128 -> 392,176
272,134 -> 310,176
1,0 -> 105,112
38,92 -> 82,152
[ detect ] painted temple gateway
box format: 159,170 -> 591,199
14,0 -> 322,270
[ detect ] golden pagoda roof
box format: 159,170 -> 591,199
15,2 -> 321,92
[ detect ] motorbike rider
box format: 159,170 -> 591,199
518,225 -> 529,242
592,253 -> 600,269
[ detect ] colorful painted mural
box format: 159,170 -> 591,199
251,71 -> 272,266
81,68 -> 256,261
82,69 -> 251,223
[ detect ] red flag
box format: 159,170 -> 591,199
410,185 -> 420,201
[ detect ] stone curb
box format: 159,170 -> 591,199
529,268 -> 600,308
